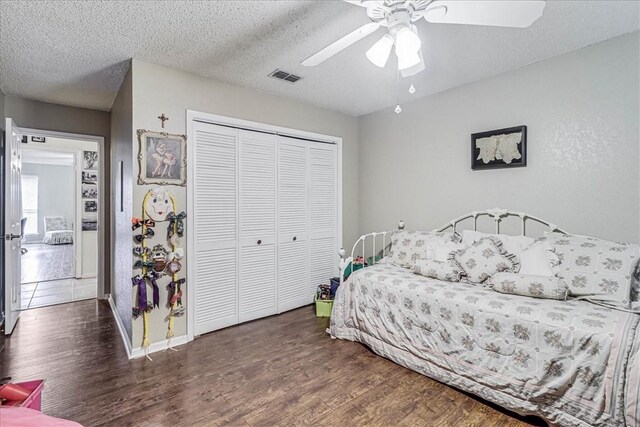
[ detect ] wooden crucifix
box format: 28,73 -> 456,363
158,113 -> 169,128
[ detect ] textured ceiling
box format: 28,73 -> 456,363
0,1 -> 638,116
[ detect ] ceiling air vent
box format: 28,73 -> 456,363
269,69 -> 302,84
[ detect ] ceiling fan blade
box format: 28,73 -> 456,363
301,22 -> 380,67
424,0 -> 546,28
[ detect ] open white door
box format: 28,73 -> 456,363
4,118 -> 22,335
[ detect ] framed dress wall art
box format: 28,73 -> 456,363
471,125 -> 527,170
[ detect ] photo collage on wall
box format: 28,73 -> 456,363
81,150 -> 99,231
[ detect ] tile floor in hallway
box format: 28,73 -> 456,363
20,278 -> 97,309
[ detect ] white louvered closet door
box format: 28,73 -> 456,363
277,137 -> 309,312
308,142 -> 339,296
193,122 -> 239,335
238,130 -> 277,322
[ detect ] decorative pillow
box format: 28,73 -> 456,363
518,241 -> 560,277
539,232 -> 640,309
487,272 -> 569,300
450,237 -> 520,284
385,230 -> 460,268
462,229 -> 534,255
413,259 -> 464,282
425,241 -> 465,262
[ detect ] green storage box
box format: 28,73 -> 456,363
315,297 -> 334,317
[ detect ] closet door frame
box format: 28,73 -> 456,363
186,110 -> 342,342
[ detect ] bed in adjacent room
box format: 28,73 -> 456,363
330,209 -> 640,427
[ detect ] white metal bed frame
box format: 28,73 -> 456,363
338,208 -> 568,287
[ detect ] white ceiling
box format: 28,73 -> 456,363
0,1 -> 638,116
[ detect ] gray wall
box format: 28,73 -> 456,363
109,67 -> 133,342
4,95 -> 111,138
22,163 -> 75,240
130,59 -> 359,346
358,32 -> 640,243
3,96 -> 113,291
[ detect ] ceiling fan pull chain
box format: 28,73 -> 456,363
395,69 -> 402,114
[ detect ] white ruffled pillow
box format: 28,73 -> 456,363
462,230 -> 534,256
450,237 -> 520,284
425,241 -> 465,262
518,241 -> 560,277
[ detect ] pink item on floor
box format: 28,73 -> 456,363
0,383 -> 31,402
0,407 -> 83,426
0,380 -> 44,410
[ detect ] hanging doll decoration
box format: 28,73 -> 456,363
132,188 -> 176,360
132,187 -> 187,359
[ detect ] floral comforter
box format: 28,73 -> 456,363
330,263 -> 640,427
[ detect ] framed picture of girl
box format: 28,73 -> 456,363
137,129 -> 187,186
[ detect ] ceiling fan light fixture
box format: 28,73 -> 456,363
396,47 -> 421,70
394,26 -> 421,55
366,34 -> 394,68
400,47 -> 425,77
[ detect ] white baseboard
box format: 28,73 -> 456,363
130,335 -> 189,359
108,296 -> 132,358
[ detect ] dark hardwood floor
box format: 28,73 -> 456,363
0,300 -> 545,426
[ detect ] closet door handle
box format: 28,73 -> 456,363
293,236 -> 297,242
257,240 -> 262,245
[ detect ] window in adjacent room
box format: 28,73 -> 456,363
21,174 -> 38,235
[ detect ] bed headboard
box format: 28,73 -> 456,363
433,208 -> 568,236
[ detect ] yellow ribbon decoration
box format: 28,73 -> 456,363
166,194 -> 178,340
140,191 -> 152,354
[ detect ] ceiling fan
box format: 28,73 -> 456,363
302,0 -> 547,77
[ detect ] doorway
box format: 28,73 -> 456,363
3,119 -> 106,334
20,139 -> 100,309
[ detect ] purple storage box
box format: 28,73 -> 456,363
329,277 -> 340,298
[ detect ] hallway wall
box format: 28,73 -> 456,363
3,96 -> 112,293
